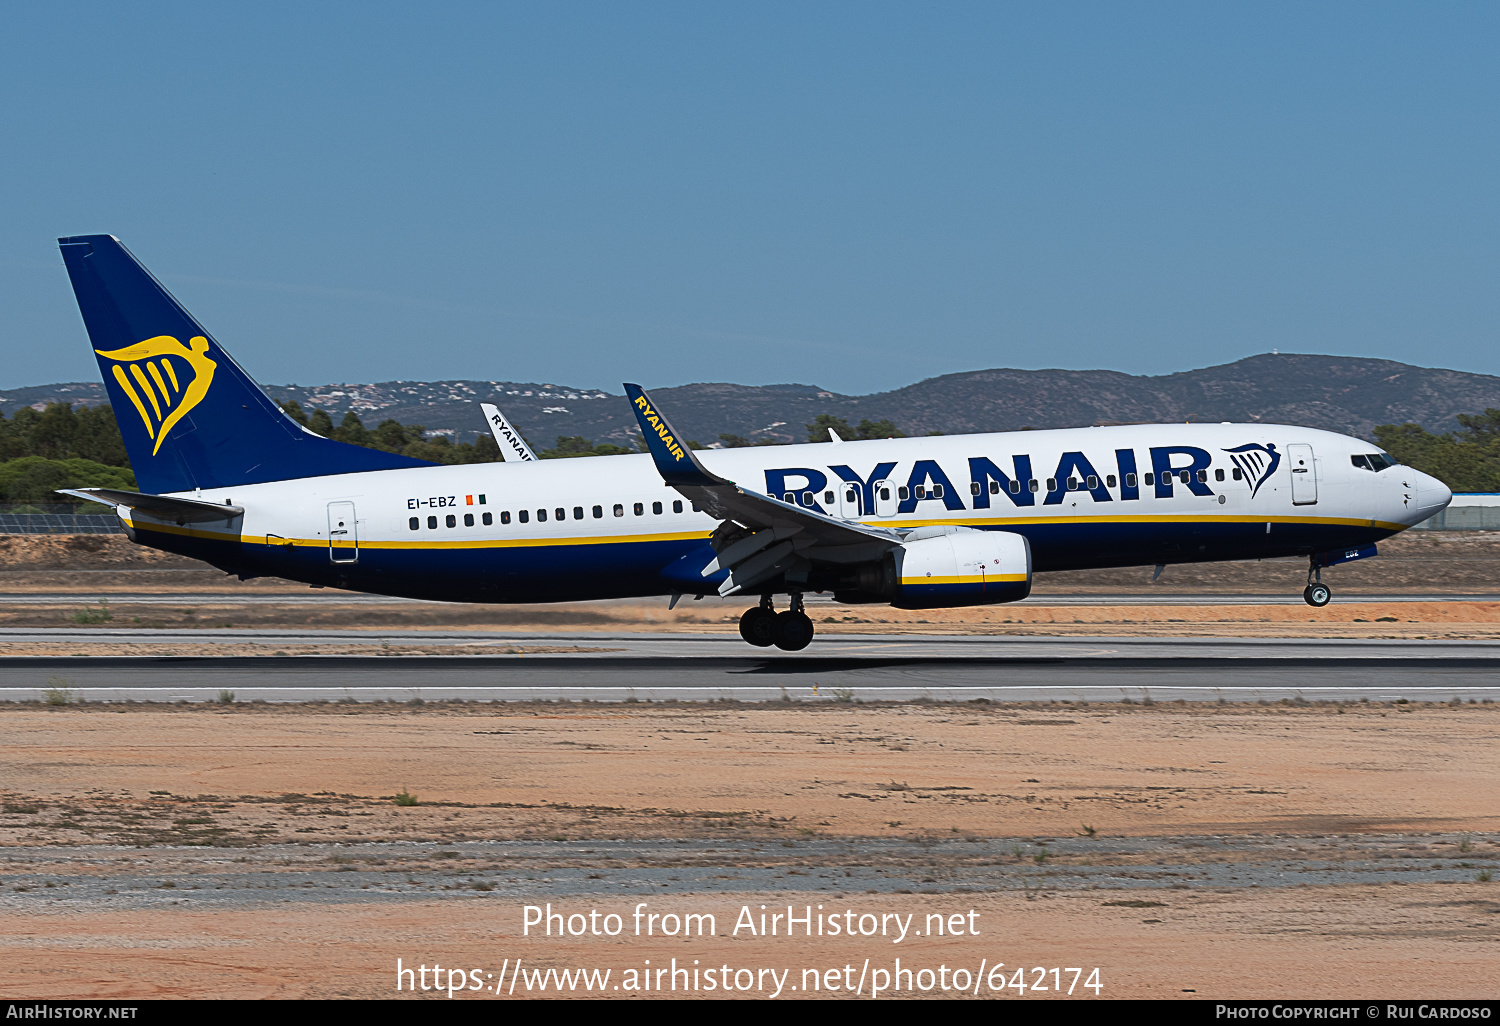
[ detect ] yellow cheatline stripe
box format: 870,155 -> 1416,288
129,364 -> 163,421
902,574 -> 1028,586
125,511 -> 1408,549
111,365 -> 154,440
161,357 -> 180,393
146,361 -> 172,404
123,518 -> 714,549
885,512 -> 1409,531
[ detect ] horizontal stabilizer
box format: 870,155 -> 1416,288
56,488 -> 243,524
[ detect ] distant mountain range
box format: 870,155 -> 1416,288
5,354 -> 1500,449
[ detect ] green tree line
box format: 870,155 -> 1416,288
0,400 -> 930,504
1375,410 -> 1500,492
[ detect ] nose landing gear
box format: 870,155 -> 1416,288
1303,560 -> 1332,607
738,594 -> 815,650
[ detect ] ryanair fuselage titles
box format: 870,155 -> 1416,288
55,235 -> 1452,650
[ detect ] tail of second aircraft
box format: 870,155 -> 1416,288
58,235 -> 433,494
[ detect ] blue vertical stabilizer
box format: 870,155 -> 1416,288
58,235 -> 434,494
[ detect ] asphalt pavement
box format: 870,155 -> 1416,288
2,631 -> 1496,703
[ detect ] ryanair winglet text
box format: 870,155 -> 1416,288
633,395 -> 686,462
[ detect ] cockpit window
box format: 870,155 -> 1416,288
1352,452 -> 1398,472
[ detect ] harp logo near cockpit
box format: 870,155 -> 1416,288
1223,442 -> 1280,498
94,335 -> 218,456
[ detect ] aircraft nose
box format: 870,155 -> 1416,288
1412,469 -> 1452,513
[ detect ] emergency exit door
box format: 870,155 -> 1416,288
837,481 -> 863,518
1287,444 -> 1317,505
327,501 -> 358,562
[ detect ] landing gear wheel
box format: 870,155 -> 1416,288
739,607 -> 778,647
772,611 -> 814,651
1303,583 -> 1331,607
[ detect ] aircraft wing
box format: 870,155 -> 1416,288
479,403 -> 537,462
56,488 -> 244,524
623,383 -> 900,595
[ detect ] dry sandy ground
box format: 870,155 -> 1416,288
0,701 -> 1495,999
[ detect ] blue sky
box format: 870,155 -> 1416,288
3,2 -> 1498,394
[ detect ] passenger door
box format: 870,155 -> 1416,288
1288,444 -> 1317,505
872,479 -> 899,518
327,501 -> 358,562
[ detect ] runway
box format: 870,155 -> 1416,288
3,630 -> 1498,704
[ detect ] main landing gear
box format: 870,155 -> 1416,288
1303,559 -> 1331,608
738,594 -> 814,651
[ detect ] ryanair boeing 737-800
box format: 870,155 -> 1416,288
53,235 -> 1452,650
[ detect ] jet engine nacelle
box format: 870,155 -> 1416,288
838,527 -> 1031,608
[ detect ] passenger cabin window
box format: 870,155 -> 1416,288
652,501 -> 663,515
1196,470 -> 1207,483
824,490 -> 835,504
971,482 -> 982,496
483,512 -> 493,526
898,486 -> 909,500
1046,478 -> 1057,491
573,506 -> 583,520
1066,477 -> 1078,491
1144,473 -> 1154,486
801,491 -> 813,505
1179,470 -> 1191,484
932,484 -> 944,498
409,517 -> 419,531
1086,475 -> 1098,490
633,502 -> 644,516
1125,473 -> 1137,487
1231,468 -> 1243,481
427,515 -> 438,530
1010,480 -> 1021,494
1106,475 -> 1116,488
1215,469 -> 1225,481
614,504 -> 624,517
519,510 -> 529,523
914,485 -> 926,499
537,509 -> 548,522
1028,479 -> 1039,493
673,500 -> 683,513
593,505 -> 603,519
464,513 -> 474,527
555,507 -> 565,521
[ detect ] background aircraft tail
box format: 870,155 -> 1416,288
58,235 -> 433,494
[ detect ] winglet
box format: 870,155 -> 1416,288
623,383 -> 728,487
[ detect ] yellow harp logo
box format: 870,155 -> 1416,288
94,336 -> 218,456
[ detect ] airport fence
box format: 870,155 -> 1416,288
1411,506 -> 1500,531
0,503 -> 123,535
